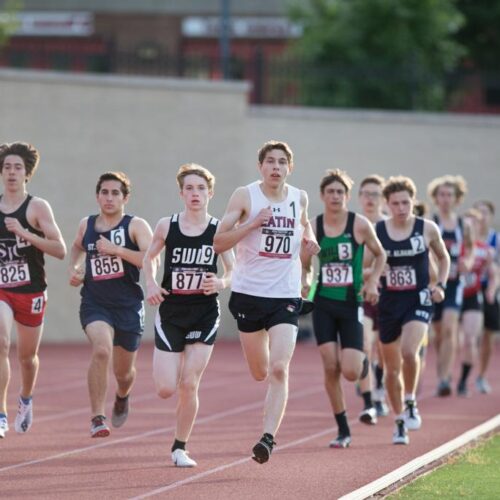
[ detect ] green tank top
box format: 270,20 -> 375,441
315,212 -> 364,303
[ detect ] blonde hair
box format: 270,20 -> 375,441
176,163 -> 215,191
427,175 -> 467,203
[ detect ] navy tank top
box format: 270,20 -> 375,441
0,195 -> 46,293
81,214 -> 143,307
376,217 -> 429,295
161,213 -> 219,305
433,214 -> 463,284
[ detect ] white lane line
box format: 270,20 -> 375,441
0,386 -> 323,473
34,377 -> 236,423
339,414 -> 500,500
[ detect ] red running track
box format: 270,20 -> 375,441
1,340 -> 499,499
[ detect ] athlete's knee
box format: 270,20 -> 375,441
250,364 -> 268,381
115,366 -> 135,386
401,349 -> 418,365
270,361 -> 288,383
18,352 -> 38,369
156,382 -> 176,399
178,376 -> 199,396
342,366 -> 359,382
92,344 -> 112,363
324,364 -> 341,381
0,336 -> 10,357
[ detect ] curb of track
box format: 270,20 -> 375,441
339,414 -> 500,500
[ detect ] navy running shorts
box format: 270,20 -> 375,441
80,297 -> 144,352
312,296 -> 364,351
228,291 -> 301,333
461,293 -> 483,313
483,288 -> 500,331
155,299 -> 220,352
432,280 -> 464,322
378,289 -> 433,344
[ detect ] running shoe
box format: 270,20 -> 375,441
457,380 -> 469,397
436,379 -> 452,397
0,416 -> 8,438
329,434 -> 351,448
14,397 -> 33,434
374,400 -> 390,417
171,449 -> 197,467
111,394 -> 129,428
90,415 -> 110,438
475,376 -> 492,394
359,406 -> 378,425
252,434 -> 276,464
392,419 -> 409,445
403,400 -> 422,430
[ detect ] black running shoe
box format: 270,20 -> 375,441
329,434 -> 351,448
252,434 -> 276,464
299,299 -> 315,316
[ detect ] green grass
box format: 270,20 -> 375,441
389,434 -> 500,499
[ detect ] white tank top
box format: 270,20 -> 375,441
232,181 -> 303,298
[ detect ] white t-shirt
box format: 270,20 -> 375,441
231,181 -> 303,298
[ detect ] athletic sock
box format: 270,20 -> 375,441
375,364 -> 384,389
171,439 -> 186,452
362,391 -> 373,409
460,363 -> 472,385
334,411 -> 350,437
20,396 -> 32,405
116,394 -> 129,402
404,393 -> 416,403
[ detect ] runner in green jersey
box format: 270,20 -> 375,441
302,169 -> 386,449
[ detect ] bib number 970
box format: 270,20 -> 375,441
259,229 -> 292,259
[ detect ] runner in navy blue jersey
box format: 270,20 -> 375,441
69,172 -> 153,438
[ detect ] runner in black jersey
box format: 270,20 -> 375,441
0,142 -> 66,439
69,172 -> 153,438
377,176 -> 449,445
143,164 -> 234,468
302,169 -> 386,448
428,175 -> 470,397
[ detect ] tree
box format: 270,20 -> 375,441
289,0 -> 466,110
0,0 -> 21,48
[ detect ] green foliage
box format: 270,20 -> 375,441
0,0 -> 22,47
289,0 -> 466,110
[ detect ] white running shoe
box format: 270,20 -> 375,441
14,397 -> 33,434
359,406 -> 378,425
393,419 -> 409,445
0,416 -> 8,438
171,449 -> 197,467
404,400 -> 422,431
476,376 -> 492,394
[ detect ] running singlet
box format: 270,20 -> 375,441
81,214 -> 143,307
377,217 -> 430,300
0,195 -> 46,293
463,241 -> 490,298
315,212 -> 364,304
231,181 -> 303,298
434,215 -> 463,283
161,213 -> 219,305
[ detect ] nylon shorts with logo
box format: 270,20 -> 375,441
378,289 -> 433,344
312,296 -> 364,350
228,291 -> 301,333
80,297 -> 145,352
0,289 -> 47,327
432,280 -> 464,322
155,299 -> 220,353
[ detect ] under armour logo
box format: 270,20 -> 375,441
272,207 -> 281,213
237,313 -> 246,318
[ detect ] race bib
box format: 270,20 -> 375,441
386,265 -> 417,291
464,272 -> 477,288
171,267 -> 205,295
90,255 -> 124,281
321,263 -> 353,287
0,262 -> 31,288
259,229 -> 293,259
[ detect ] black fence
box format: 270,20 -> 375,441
2,45 -> 499,112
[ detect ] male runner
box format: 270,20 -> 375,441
0,142 -> 66,439
143,163 -> 233,467
377,176 -> 449,445
69,172 -> 153,437
214,140 -> 320,464
302,169 -> 386,448
428,175 -> 469,396
358,175 -> 389,418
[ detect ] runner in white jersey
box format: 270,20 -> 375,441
214,140 -> 320,464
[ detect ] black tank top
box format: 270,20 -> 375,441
433,214 -> 462,284
81,214 -> 143,307
376,217 -> 429,294
0,195 -> 46,293
161,213 -> 219,305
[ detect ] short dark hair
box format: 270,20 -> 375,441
320,169 -> 354,194
360,174 -> 385,191
474,200 -> 495,215
383,176 -> 417,200
0,142 -> 40,180
96,172 -> 131,197
258,140 -> 293,164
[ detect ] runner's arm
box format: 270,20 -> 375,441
68,218 -> 88,287
143,218 -> 169,305
426,220 -> 450,302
